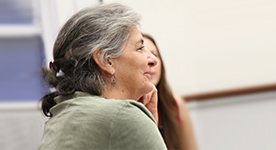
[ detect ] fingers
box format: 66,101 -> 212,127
142,93 -> 151,105
141,83 -> 158,122
138,83 -> 156,104
149,85 -> 158,105
137,84 -> 158,122
140,84 -> 157,105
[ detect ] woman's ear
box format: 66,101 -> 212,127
93,49 -> 115,74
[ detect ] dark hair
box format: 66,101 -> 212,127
142,34 -> 182,149
41,3 -> 141,117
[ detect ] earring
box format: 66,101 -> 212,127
111,75 -> 116,86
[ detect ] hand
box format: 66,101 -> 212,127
138,83 -> 158,123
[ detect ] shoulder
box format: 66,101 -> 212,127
67,97 -> 157,129
111,100 -> 156,124
109,100 -> 167,149
42,95 -> 166,149
118,100 -> 156,122
173,94 -> 189,116
174,94 -> 186,107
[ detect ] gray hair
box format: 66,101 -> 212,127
41,2 -> 141,116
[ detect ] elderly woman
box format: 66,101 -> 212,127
39,3 -> 166,150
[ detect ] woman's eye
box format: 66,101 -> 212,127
153,53 -> 159,57
151,52 -> 158,57
138,46 -> 144,51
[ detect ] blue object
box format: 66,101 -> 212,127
0,36 -> 45,102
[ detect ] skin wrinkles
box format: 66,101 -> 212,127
107,27 -> 157,101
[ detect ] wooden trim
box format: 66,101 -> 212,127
184,83 -> 276,102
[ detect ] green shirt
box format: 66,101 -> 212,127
39,91 -> 167,150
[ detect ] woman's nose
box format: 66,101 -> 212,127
145,48 -> 157,67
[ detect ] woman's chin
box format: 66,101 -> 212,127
149,79 -> 158,86
144,82 -> 154,93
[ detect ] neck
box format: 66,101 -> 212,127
101,85 -> 138,101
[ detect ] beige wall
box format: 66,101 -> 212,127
104,0 -> 276,96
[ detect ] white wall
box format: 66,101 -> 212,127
0,103 -> 47,150
104,0 -> 276,96
188,91 -> 276,150
40,0 -> 100,64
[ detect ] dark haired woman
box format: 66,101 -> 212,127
143,33 -> 198,150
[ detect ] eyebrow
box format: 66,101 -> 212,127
141,39 -> 144,45
136,38 -> 143,45
133,38 -> 144,47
